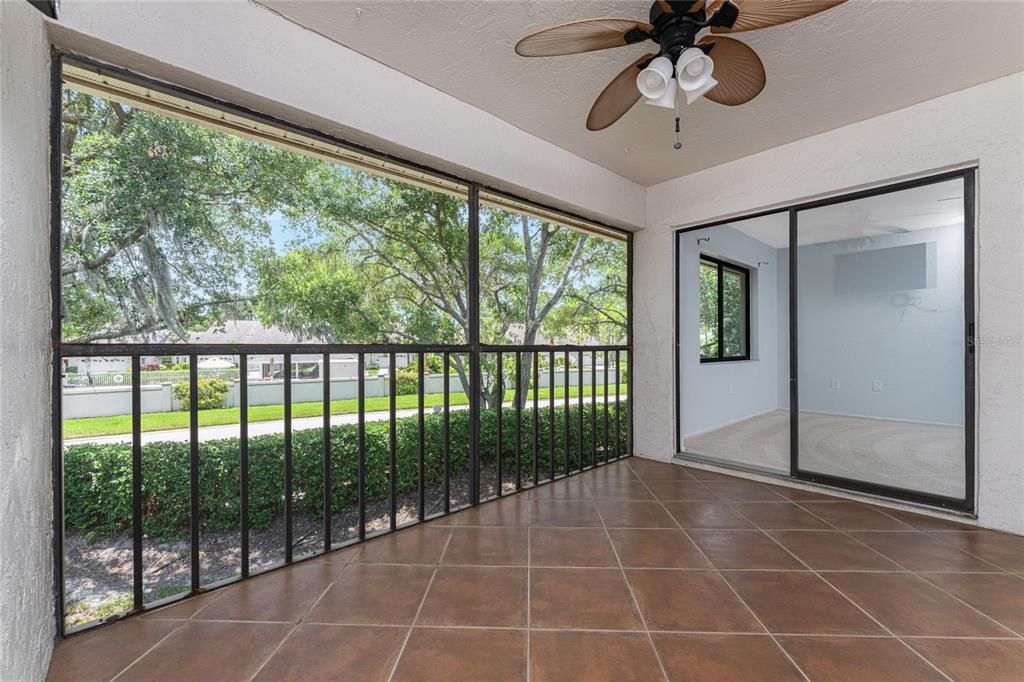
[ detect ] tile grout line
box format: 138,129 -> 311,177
920,527 -> 1024,573
785,500 -> 1024,641
720,496 -> 956,681
627,460 -> 813,682
385,527 -> 454,682
247,548 -> 361,681
108,622 -> 188,681
588,470 -> 672,682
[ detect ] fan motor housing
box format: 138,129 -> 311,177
649,3 -> 707,58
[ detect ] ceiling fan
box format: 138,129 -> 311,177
515,0 -> 846,141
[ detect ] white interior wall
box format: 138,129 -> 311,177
0,2 -> 56,680
637,71 -> 1024,534
677,225 -> 783,439
798,223 -> 965,425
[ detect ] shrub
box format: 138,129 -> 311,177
172,378 -> 229,410
395,367 -> 418,395
63,402 -> 629,540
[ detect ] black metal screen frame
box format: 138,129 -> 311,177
697,254 -> 751,363
50,51 -> 634,637
672,168 -> 977,515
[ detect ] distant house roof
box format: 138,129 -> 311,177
504,324 -> 549,345
184,320 -> 314,345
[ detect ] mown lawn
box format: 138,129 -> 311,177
63,384 -> 627,439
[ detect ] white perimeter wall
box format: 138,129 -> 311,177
636,72 -> 1024,535
0,1 -> 55,679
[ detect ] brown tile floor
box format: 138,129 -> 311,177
48,459 -> 1024,682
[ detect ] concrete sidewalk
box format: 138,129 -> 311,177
65,393 -> 626,446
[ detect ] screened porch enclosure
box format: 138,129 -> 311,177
54,57 -> 632,635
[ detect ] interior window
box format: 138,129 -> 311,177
699,256 -> 749,362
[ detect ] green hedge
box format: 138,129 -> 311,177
64,402 -> 629,540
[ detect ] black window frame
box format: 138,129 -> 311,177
698,254 -> 751,363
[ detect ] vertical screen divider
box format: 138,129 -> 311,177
284,353 -> 293,562
443,351 -> 451,513
578,353 -> 584,469
515,351 -> 522,490
239,354 -> 249,578
188,356 -> 200,590
357,353 -> 366,540
532,353 -> 539,485
604,350 -> 610,463
591,351 -> 597,467
322,353 -> 331,551
468,184 -> 481,507
548,349 -> 555,482
417,352 -> 425,521
496,352 -> 504,498
389,351 -> 398,530
564,350 -> 570,475
615,350 -> 621,459
130,356 -> 143,609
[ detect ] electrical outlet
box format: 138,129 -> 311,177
830,379 -> 840,390
872,380 -> 883,392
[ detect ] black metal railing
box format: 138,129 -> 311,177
56,342 -> 630,634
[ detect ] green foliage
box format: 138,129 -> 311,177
699,260 -> 746,359
63,402 -> 629,540
395,367 -> 418,395
172,379 -> 229,410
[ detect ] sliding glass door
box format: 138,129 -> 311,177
676,170 -> 975,511
793,173 -> 974,508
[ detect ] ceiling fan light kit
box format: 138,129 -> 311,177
515,0 -> 847,146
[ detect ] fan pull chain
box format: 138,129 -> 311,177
672,88 -> 683,150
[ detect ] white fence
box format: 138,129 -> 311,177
62,366 -> 612,420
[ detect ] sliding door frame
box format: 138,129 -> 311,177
674,167 -> 977,514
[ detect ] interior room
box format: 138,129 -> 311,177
2,1 -> 1023,680
678,178 -> 969,501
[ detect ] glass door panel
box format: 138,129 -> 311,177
794,177 -> 969,501
678,212 -> 790,474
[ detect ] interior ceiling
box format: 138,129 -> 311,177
256,1 -> 1024,187
725,178 -> 964,248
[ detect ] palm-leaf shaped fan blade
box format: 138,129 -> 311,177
698,36 -> 766,105
587,53 -> 658,130
708,0 -> 846,33
515,18 -> 653,57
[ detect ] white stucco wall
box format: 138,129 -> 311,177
636,71 -> 1024,534
47,0 -> 645,231
0,1 -> 56,679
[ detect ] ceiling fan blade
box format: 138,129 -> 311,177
515,18 -> 653,57
587,53 -> 657,131
698,36 -> 766,106
708,0 -> 846,33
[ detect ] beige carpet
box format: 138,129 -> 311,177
683,409 -> 965,498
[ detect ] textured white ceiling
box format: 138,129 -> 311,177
256,0 -> 1024,186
